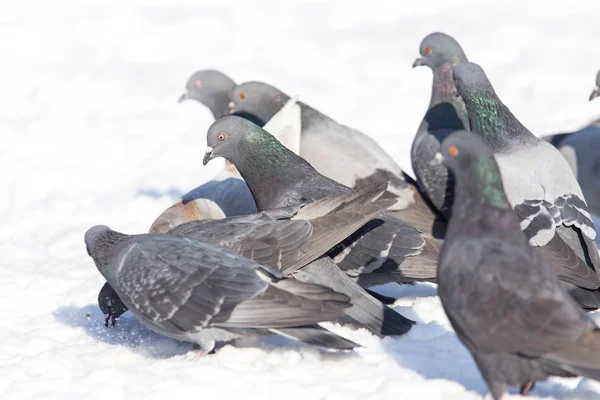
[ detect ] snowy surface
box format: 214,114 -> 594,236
2,1 -> 600,399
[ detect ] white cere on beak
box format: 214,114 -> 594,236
228,101 -> 235,110
430,152 -> 444,166
205,146 -> 214,155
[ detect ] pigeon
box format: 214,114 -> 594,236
228,81 -> 445,237
203,116 -> 441,289
540,70 -> 600,217
85,225 -> 360,354
103,185 -> 415,336
98,282 -> 128,328
178,70 -> 236,119
453,61 -> 600,309
437,130 -> 600,400
411,32 -> 469,218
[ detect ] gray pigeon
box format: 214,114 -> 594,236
203,116 -> 441,289
453,61 -> 600,309
411,32 -> 469,218
437,131 -> 600,400
228,81 -> 445,237
541,70 -> 600,217
98,282 -> 128,328
103,185 -> 415,336
85,226 -> 360,354
178,70 -> 236,119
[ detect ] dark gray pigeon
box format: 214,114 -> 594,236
98,282 -> 128,328
228,81 -> 445,237
453,61 -> 600,309
437,131 -> 600,400
85,226 -> 359,354
411,32 -> 469,218
203,116 -> 441,289
178,70 -> 236,119
103,185 -> 415,336
541,70 -> 600,217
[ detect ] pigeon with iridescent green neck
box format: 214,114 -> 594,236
454,61 -> 600,309
204,116 -> 441,289
438,131 -> 600,400
411,32 -> 469,219
228,81 -> 444,237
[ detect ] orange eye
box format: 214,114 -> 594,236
424,47 -> 432,55
448,146 -> 459,156
194,80 -> 202,88
217,133 -> 227,141
239,92 -> 247,100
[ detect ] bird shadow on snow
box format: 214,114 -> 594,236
53,304 -> 359,362
135,187 -> 183,201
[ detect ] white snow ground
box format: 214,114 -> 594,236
1,1 -> 600,399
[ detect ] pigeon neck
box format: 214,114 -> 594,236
207,94 -> 232,120
235,132 -> 317,211
88,231 -> 132,276
450,159 -> 520,237
418,64 -> 470,135
464,90 -> 537,152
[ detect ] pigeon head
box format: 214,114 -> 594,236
84,225 -> 130,276
204,116 -> 274,166
228,81 -> 290,127
98,282 -> 128,328
413,32 -> 467,69
452,62 -> 496,102
178,70 -> 236,119
441,131 -> 510,209
590,70 -> 600,101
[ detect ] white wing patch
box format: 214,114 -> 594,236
263,96 -> 302,155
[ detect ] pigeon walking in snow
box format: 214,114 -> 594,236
437,131 -> 600,400
101,185 -> 415,336
228,81 -> 445,237
85,225 -> 361,354
541,69 -> 600,217
453,61 -> 600,309
411,32 -> 469,219
203,116 -> 441,290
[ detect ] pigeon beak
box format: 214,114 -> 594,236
227,101 -> 236,114
430,152 -> 444,166
589,87 -> 599,101
203,146 -> 214,165
178,92 -> 190,103
412,58 -> 425,68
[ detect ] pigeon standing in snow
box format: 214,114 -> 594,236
541,69 -> 600,216
98,186 -> 416,336
203,116 -> 441,289
85,225 -> 361,354
453,61 -> 600,309
437,131 -> 600,400
411,32 -> 469,218
228,81 -> 445,237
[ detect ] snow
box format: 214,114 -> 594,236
1,1 -> 600,399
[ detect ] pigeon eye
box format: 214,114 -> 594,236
194,80 -> 202,88
239,92 -> 247,100
217,133 -> 227,141
448,146 -> 459,156
424,47 -> 432,55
